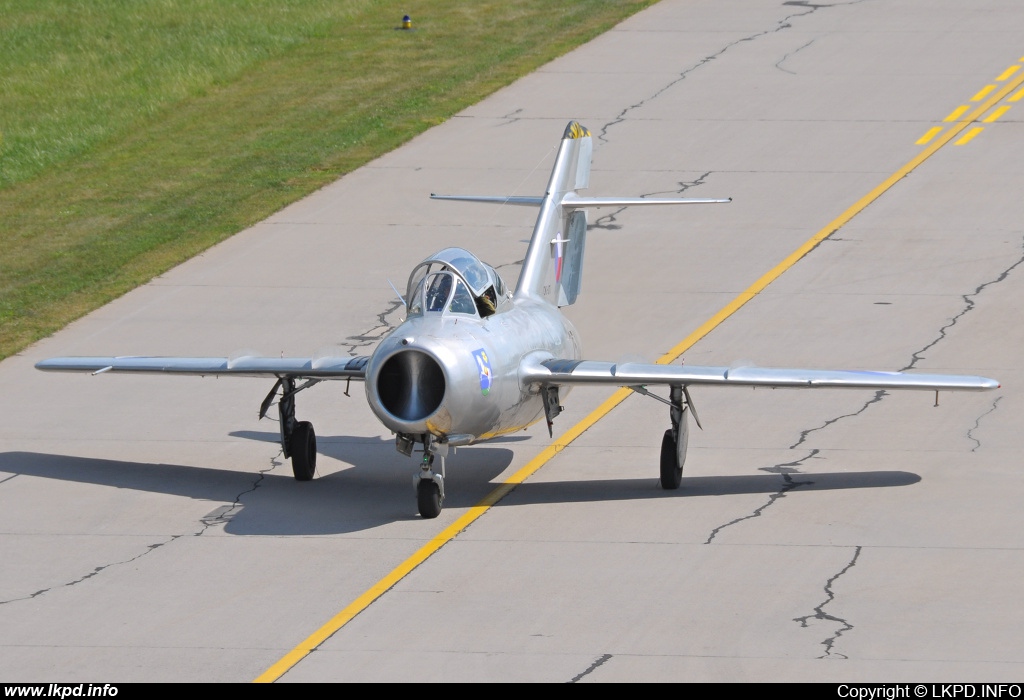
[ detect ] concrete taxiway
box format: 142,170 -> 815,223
1,0 -> 1022,682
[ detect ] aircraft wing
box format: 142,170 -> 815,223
525,359 -> 999,392
35,355 -> 369,380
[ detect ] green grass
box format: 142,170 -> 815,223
0,0 -> 655,359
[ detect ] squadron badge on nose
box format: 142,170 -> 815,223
472,348 -> 492,396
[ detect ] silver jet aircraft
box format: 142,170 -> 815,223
37,121 -> 1000,518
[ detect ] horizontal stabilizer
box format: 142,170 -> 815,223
561,195 -> 732,209
429,194 -> 730,209
429,194 -> 544,207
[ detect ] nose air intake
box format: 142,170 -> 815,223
376,350 -> 446,421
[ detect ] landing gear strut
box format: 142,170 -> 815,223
631,383 -> 698,490
659,385 -> 689,489
260,377 -> 320,481
402,434 -> 446,519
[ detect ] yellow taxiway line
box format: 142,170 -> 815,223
254,63 -> 1024,684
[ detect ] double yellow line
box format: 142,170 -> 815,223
255,60 -> 1024,684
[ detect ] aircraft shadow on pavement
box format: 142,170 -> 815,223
1,448 -> 920,534
0,439 -> 513,536
504,469 -> 922,506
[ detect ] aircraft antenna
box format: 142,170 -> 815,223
387,279 -> 406,307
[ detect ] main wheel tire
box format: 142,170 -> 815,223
291,421 -> 316,481
417,478 -> 442,519
660,429 -> 682,490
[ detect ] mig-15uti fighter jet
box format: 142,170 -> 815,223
37,121 -> 1000,518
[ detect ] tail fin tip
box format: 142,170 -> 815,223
564,121 -> 591,140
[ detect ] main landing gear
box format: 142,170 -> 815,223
260,377 -> 321,482
291,421 -> 316,481
659,385 -> 689,489
630,383 -> 699,490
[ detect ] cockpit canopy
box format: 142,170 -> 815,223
406,247 -> 510,318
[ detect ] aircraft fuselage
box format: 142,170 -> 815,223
364,296 -> 581,444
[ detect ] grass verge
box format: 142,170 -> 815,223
0,0 -> 655,359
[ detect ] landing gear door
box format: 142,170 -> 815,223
557,210 -> 587,307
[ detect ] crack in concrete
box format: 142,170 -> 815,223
790,390 -> 888,452
593,2 -> 845,146
793,545 -> 862,659
968,395 -> 1002,453
590,172 -> 715,232
590,208 -> 624,232
903,236 -> 1024,373
341,298 -> 404,356
492,258 -> 525,287
0,451 -> 283,607
0,532 -> 193,607
701,236 -> 1022,652
497,107 -> 524,126
789,233 -> 1023,452
705,459 -> 818,544
701,236 -> 1022,649
777,39 -> 816,74
647,172 -> 716,199
494,259 -> 524,273
569,653 -> 612,683
201,450 -> 283,527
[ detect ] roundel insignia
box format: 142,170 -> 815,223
472,348 -> 492,396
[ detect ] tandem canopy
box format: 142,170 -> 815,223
406,247 -> 509,317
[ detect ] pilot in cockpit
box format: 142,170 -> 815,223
475,286 -> 497,317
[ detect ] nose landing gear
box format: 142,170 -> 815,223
416,472 -> 443,519
413,438 -> 446,519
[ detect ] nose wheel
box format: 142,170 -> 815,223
417,477 -> 443,519
413,443 -> 446,519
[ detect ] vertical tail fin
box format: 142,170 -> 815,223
430,121 -> 730,308
515,121 -> 593,307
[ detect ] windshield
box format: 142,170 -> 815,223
411,272 -> 479,317
450,279 -> 476,315
424,272 -> 453,312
